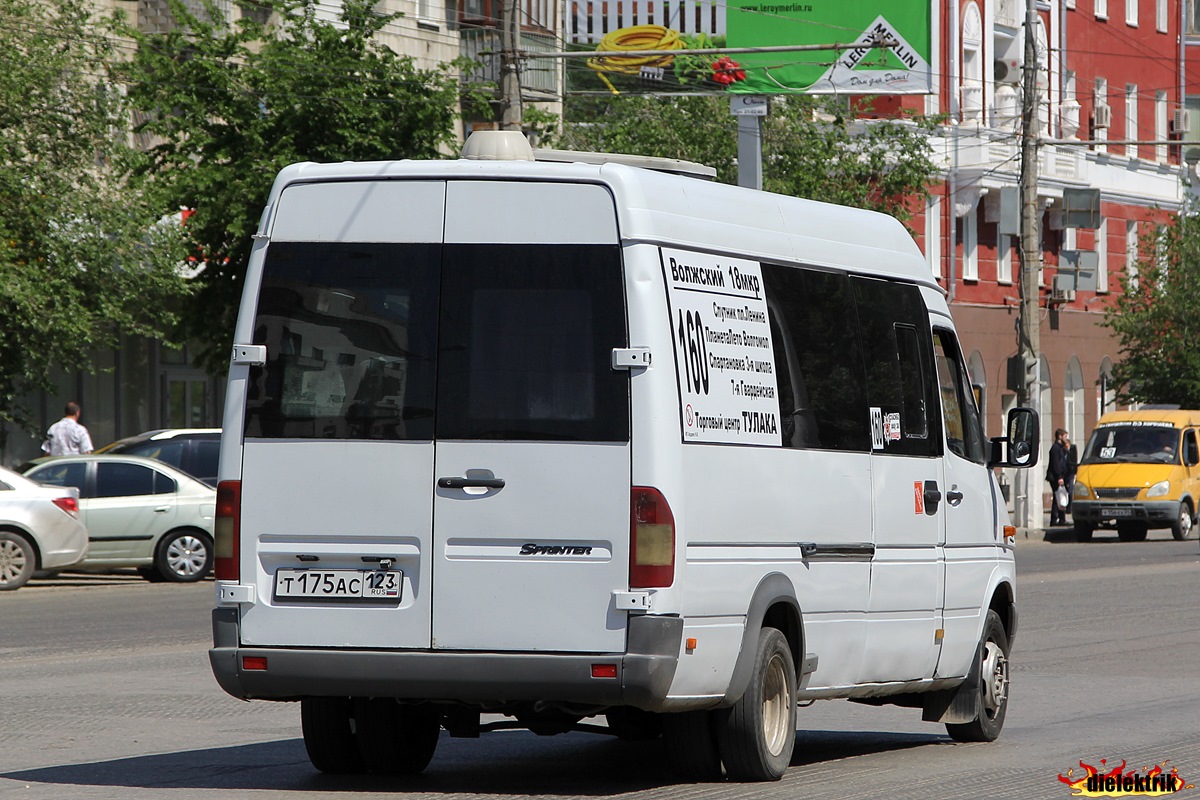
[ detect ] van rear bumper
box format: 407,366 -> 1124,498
1072,500 -> 1178,526
209,608 -> 682,710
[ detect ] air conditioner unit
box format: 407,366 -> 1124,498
993,34 -> 1023,84
1049,287 -> 1076,304
1173,107 -> 1192,134
1093,103 -> 1112,130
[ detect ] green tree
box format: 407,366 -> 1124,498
546,94 -> 940,224
1102,213 -> 1200,407
0,0 -> 191,431
117,0 -> 482,373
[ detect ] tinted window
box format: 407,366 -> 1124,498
436,244 -> 628,441
852,277 -> 940,457
96,463 -> 156,497
125,440 -> 185,470
246,242 -> 440,440
188,440 -> 220,485
153,471 -> 178,495
761,264 -> 870,451
933,329 -> 987,463
29,462 -> 88,495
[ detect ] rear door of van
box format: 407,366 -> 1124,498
236,178 -> 631,654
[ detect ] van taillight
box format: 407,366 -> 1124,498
215,480 -> 241,582
630,487 -> 675,588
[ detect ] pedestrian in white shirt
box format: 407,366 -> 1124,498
42,401 -> 94,456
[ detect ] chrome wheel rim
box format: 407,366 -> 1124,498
166,535 -> 207,577
0,539 -> 28,584
980,640 -> 1008,718
1180,506 -> 1193,535
761,653 -> 791,756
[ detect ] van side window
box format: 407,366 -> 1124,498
933,329 -> 988,464
851,277 -> 940,456
1185,430 -> 1199,465
761,265 -> 870,451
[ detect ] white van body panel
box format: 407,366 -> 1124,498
212,156 -> 1019,730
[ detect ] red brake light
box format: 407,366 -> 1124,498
630,486 -> 675,588
51,496 -> 79,518
215,480 -> 241,581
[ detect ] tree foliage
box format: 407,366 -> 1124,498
116,0 -> 482,373
1102,213 -> 1200,407
0,0 -> 191,430
545,94 -> 940,224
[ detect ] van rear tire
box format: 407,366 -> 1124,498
662,710 -> 723,781
946,610 -> 1009,743
717,627 -> 796,781
301,697 -> 365,774
1073,522 -> 1094,542
1117,524 -> 1148,542
354,698 -> 441,775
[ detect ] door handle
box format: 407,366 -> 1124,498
154,505 -> 171,513
437,477 -> 505,490
946,487 -> 964,506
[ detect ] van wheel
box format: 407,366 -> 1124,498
301,697 -> 365,774
1073,522 -> 1094,542
946,610 -> 1009,743
1117,524 -> 1148,542
354,698 -> 441,775
1171,502 -> 1194,540
154,530 -> 213,582
662,710 -> 723,781
0,532 -> 35,591
717,627 -> 796,781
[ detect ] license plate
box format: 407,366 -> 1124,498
273,569 -> 402,603
1102,507 -> 1135,518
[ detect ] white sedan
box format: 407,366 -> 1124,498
24,455 -> 216,583
0,465 -> 88,590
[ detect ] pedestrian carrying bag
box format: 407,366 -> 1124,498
1055,485 -> 1069,510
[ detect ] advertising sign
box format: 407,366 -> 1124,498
570,1 -> 931,95
661,248 -> 781,446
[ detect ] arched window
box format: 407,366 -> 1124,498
1065,357 -> 1085,442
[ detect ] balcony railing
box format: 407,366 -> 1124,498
570,0 -> 725,44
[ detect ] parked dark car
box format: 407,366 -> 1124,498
94,429 -> 221,487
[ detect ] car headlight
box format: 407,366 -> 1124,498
1146,480 -> 1170,498
1073,482 -> 1091,499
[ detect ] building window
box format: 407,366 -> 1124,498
1155,91 -> 1167,162
960,210 -> 978,281
1158,0 -> 1168,31
1126,220 -> 1139,289
1097,218 -> 1109,293
1125,83 -> 1138,157
998,233 -> 1014,284
1126,0 -> 1138,26
962,3 -> 984,123
1191,0 -> 1200,32
1095,77 -> 1109,152
1096,0 -> 1108,18
926,196 -> 942,277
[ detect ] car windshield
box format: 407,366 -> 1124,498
1080,424 -> 1180,464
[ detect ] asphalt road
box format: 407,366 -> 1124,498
2,529 -> 1198,800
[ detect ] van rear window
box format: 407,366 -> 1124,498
245,242 -> 628,442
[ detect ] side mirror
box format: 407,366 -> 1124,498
988,407 -> 1039,468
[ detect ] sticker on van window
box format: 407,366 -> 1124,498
885,412 -> 902,442
661,248 -> 781,446
870,407 -> 885,450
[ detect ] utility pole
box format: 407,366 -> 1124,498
499,0 -> 522,130
1014,0 -> 1042,530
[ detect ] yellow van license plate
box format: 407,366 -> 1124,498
273,569 -> 401,602
1101,507 -> 1135,518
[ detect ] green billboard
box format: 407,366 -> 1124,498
726,2 -> 932,94
570,1 -> 931,96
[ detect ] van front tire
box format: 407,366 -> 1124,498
301,697 -> 365,774
717,626 -> 797,781
946,610 -> 1009,743
1171,501 -> 1194,540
